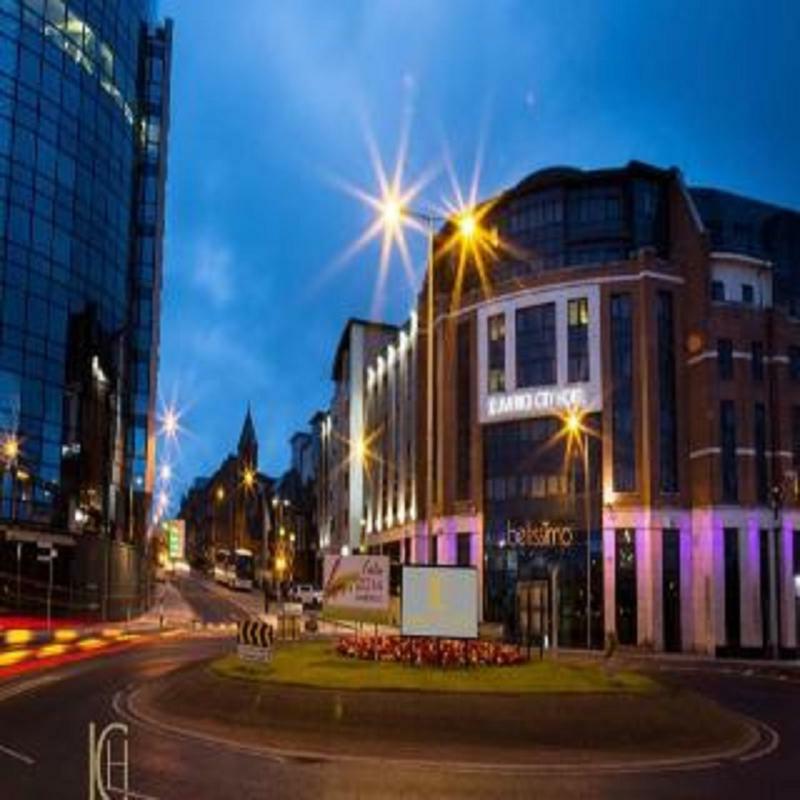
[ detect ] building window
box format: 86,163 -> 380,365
720,400 -> 738,502
567,297 -> 589,382
657,291 -> 678,493
429,535 -> 438,566
754,403 -> 768,504
724,528 -> 741,648
751,342 -> 764,381
790,346 -> 800,381
456,320 -> 471,500
615,529 -> 637,646
456,532 -> 471,566
718,339 -> 734,380
610,294 -> 635,491
487,313 -> 505,393
741,284 -> 755,304
793,406 -> 800,469
711,280 -> 725,302
516,303 -> 556,387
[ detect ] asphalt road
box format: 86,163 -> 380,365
174,574 -> 253,624
1,584 -> 799,799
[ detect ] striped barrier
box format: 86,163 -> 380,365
237,619 -> 274,648
237,619 -> 273,663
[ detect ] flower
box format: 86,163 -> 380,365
335,635 -> 526,667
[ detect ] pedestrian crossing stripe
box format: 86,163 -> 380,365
237,619 -> 273,649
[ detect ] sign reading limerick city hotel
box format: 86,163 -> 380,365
401,567 -> 479,639
323,555 -> 390,620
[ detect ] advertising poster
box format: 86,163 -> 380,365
401,566 -> 479,639
323,554 -> 390,621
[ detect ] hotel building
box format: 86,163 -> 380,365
319,161 -> 800,657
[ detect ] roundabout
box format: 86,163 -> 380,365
116,639 -> 773,775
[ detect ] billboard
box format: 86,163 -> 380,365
323,555 -> 390,617
163,519 -> 185,561
401,567 -> 479,639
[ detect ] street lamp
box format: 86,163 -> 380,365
562,407 -> 592,650
370,191 -> 481,563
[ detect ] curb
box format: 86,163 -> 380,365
118,674 -> 777,776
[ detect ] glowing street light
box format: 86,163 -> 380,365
457,209 -> 477,240
561,406 -> 592,650
215,485 -> 225,502
160,406 -> 180,441
2,434 -> 19,462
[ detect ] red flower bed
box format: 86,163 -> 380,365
335,635 -> 527,667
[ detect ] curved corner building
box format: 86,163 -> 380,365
354,160 -> 800,657
0,0 -> 172,617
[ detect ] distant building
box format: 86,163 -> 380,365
273,421 -> 323,584
0,1 -> 173,619
317,318 -> 399,556
179,408 -> 273,576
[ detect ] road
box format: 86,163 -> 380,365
0,578 -> 799,799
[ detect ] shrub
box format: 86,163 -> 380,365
335,635 -> 527,667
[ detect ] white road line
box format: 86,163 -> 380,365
0,743 -> 35,765
0,673 -> 62,704
106,785 -> 159,800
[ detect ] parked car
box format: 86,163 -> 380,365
290,583 -> 323,607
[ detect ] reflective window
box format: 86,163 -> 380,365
487,312 -> 505,393
567,297 -> 589,383
611,294 -> 635,492
720,400 -> 738,502
515,303 -> 555,388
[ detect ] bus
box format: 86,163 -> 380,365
226,548 -> 255,591
213,549 -> 230,585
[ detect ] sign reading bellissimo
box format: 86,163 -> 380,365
506,521 -> 575,548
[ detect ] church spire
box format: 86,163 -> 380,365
237,404 -> 258,466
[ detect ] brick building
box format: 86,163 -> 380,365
179,408 -> 273,577
349,160 -> 800,657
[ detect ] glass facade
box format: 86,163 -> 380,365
487,312 -> 505,393
515,302 -> 555,387
0,0 -> 171,536
483,414 -> 602,648
610,293 -> 635,492
566,296 -> 588,383
656,291 -> 678,493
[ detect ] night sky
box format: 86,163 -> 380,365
157,0 -> 800,500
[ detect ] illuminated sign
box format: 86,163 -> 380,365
486,387 -> 586,420
401,567 -> 479,639
506,521 -> 575,548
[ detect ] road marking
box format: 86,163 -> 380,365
0,673 -> 63,703
0,742 -> 35,765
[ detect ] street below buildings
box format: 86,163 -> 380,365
0,579 -> 798,799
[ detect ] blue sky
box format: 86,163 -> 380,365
157,0 -> 800,497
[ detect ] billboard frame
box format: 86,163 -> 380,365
400,564 -> 479,640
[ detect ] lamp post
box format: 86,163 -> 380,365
373,196 -> 479,561
564,409 -> 592,650
769,483 -> 783,660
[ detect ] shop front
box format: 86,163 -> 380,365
482,415 -> 604,648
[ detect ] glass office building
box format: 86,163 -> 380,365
0,0 -> 172,615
